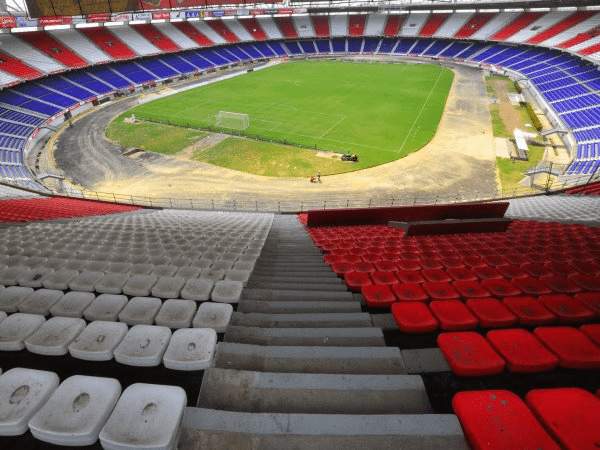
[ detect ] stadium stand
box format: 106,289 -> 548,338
257,16 -> 284,40
205,20 -> 240,43
17,31 -> 88,69
419,13 -> 450,37
293,15 -> 316,38
364,14 -> 386,36
172,21 -> 214,47
152,22 -> 199,50
224,18 -> 256,42
383,14 -> 404,37
47,28 -> 112,65
240,18 -> 269,41
79,27 -> 137,60
107,25 -> 160,56
131,24 -> 181,53
348,15 -> 367,37
312,15 -> 330,38
330,14 -> 349,37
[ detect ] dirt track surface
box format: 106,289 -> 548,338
53,63 -> 497,203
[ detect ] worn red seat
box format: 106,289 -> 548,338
571,274 -> 600,291
395,260 -> 421,271
446,268 -> 477,282
466,299 -> 518,329
423,282 -> 460,300
370,271 -> 398,285
331,261 -> 354,276
545,262 -> 579,277
487,329 -> 558,373
495,264 -> 528,279
452,281 -> 491,299
373,260 -> 398,271
473,266 -> 503,280
534,326 -> 600,369
391,283 -> 429,302
513,277 -> 553,296
481,279 -> 522,297
502,296 -> 557,326
351,261 -> 376,273
430,300 -> 478,331
538,295 -> 595,324
391,302 -> 438,333
421,269 -> 452,283
574,293 -> 600,318
482,255 -> 508,267
542,276 -> 582,294
453,390 -> 560,450
580,324 -> 600,346
461,256 -> 486,268
521,262 -> 548,278
572,261 -> 600,276
525,388 -> 600,450
395,270 -> 425,284
343,272 -> 372,293
438,332 -> 505,376
419,258 -> 444,270
361,284 -> 396,308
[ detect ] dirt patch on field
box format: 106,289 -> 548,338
490,78 -> 533,134
175,133 -> 232,160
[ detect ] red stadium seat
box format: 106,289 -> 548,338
343,272 -> 372,293
419,258 -> 444,270
423,282 -> 460,300
481,279 -> 522,297
465,299 -> 518,328
370,271 -> 398,285
502,296 -> 557,326
534,327 -> 600,369
453,390 -> 560,450
574,293 -> 600,318
580,324 -> 600,346
395,270 -> 425,284
521,262 -> 548,278
446,268 -> 477,282
538,295 -> 595,324
513,277 -> 553,296
545,262 -> 579,277
430,300 -> 478,331
439,257 -> 465,269
482,255 -> 508,267
438,332 -> 505,376
452,281 -> 492,299
473,266 -> 503,280
572,261 -> 600,276
487,329 -> 558,373
352,262 -> 376,273
461,256 -> 486,268
361,284 -> 396,308
391,302 -> 438,333
421,269 -> 452,283
496,264 -> 528,279
525,388 -> 600,450
395,260 -> 421,271
391,283 -> 429,302
542,276 -> 582,294
571,274 -> 600,291
373,260 -> 398,271
331,262 -> 354,276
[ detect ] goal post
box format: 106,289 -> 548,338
215,111 -> 250,130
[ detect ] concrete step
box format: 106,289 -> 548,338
249,276 -> 344,285
180,409 -> 467,450
230,312 -> 373,328
224,326 -> 385,347
198,368 -> 431,414
237,300 -> 362,314
251,269 -> 338,278
242,289 -> 353,302
254,262 -> 329,269
213,343 -> 407,374
245,282 -> 347,291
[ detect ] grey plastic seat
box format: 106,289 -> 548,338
225,269 -> 251,286
163,328 -> 217,370
181,279 -> 214,301
25,317 -> 86,356
5,255 -> 28,267
0,266 -> 32,286
42,269 -> 78,290
106,262 -> 132,274
129,255 -> 150,265
128,263 -> 154,276
69,271 -> 104,292
118,297 -> 162,325
69,321 -> 128,361
42,258 -> 68,271
99,383 -> 186,450
192,302 -> 233,333
114,325 -> 172,367
84,294 -> 128,322
149,256 -> 171,266
50,292 -> 95,318
122,275 -> 158,297
211,280 -> 243,304
0,368 -> 60,436
0,313 -> 45,350
210,260 -> 234,271
200,268 -> 226,282
151,276 -> 185,299
28,375 -> 121,446
18,289 -> 64,316
175,266 -> 202,279
155,299 -> 196,328
85,261 -> 110,273
233,261 -> 255,271
62,260 -> 89,272
0,311 -> 5,324
95,273 -> 129,295
23,256 -> 48,270
151,265 -> 178,278
189,258 -> 212,270
18,268 -> 52,288
0,286 -> 34,313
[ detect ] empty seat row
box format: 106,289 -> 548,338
0,312 -> 220,370
438,326 -> 600,376
454,388 -> 600,450
0,368 -> 186,449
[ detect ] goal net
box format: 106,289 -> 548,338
215,111 -> 250,130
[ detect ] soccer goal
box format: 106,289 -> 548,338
215,111 -> 250,130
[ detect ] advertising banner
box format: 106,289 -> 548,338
152,11 -> 170,20
211,10 -> 224,17
238,9 -> 249,16
278,8 -> 293,14
26,0 -> 136,18
112,12 -> 132,21
250,9 -> 264,15
72,15 -> 87,24
185,10 -> 200,18
265,8 -> 277,14
170,10 -> 186,19
87,13 -> 111,22
224,10 -> 236,16
133,12 -> 152,20
39,16 -> 73,26
0,16 -> 16,28
16,16 -> 38,27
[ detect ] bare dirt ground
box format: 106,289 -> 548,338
51,62 -> 497,204
490,78 -> 531,134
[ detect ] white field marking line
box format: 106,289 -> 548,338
320,115 -> 347,138
397,67 -> 446,154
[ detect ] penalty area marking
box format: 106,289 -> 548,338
320,115 -> 346,138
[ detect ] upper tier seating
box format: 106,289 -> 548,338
419,13 -> 449,37
225,18 -> 255,42
330,15 -> 349,37
528,11 -> 597,45
348,15 -> 367,37
364,14 -> 386,36
256,17 -> 284,40
18,32 -> 88,69
172,21 -> 214,46
80,27 -> 137,60
454,13 -> 496,39
192,21 -> 228,45
434,12 -> 471,38
0,52 -> 42,81
491,12 -> 546,41
312,15 -> 330,38
240,18 -> 268,41
48,28 -> 112,65
131,24 -> 180,53
206,20 -> 240,43
383,15 -> 404,37
0,34 -> 65,75
401,12 -> 430,37
151,22 -> 198,50
107,25 -> 160,56
275,17 -> 299,39
292,16 -> 316,38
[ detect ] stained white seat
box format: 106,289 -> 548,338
99,383 -> 186,450
42,269 -> 78,290
17,268 -> 52,288
175,266 -> 202,279
0,368 -> 59,436
0,311 -> 5,323
118,297 -> 162,325
181,278 -> 214,301
114,325 -> 172,367
225,269 -> 251,287
200,268 -> 226,282
128,263 -> 154,275
151,265 -> 178,278
0,313 -> 45,350
69,321 -> 128,361
0,286 -> 34,313
84,294 -> 128,322
192,302 -> 233,333
18,289 -> 64,316
155,299 -> 196,328
211,280 -> 243,304
69,271 -> 104,292
189,258 -> 212,270
85,261 -> 110,272
28,375 -> 121,446
95,273 -> 129,295
25,317 -> 86,356
106,262 -> 132,274
50,292 -> 95,318
122,275 -> 158,297
163,328 -> 217,371
151,276 -> 185,299
0,266 -> 31,286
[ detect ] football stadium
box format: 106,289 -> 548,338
0,0 -> 599,447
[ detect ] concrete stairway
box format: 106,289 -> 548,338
179,215 -> 467,449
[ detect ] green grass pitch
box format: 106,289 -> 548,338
130,60 -> 454,168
